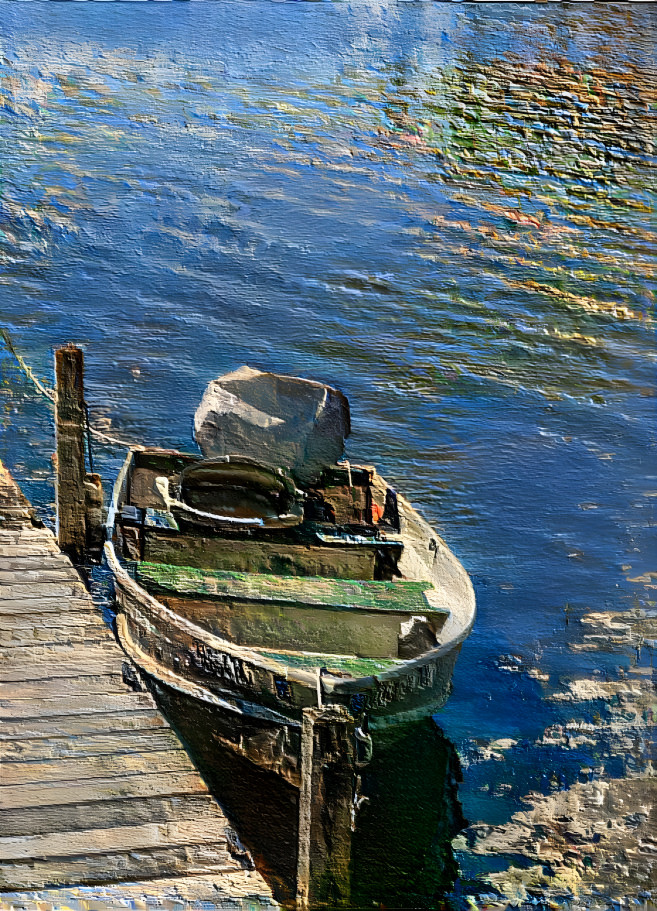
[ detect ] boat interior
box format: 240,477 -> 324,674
114,448 -> 405,582
112,449 -> 448,663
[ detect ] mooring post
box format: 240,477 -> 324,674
296,706 -> 356,910
55,344 -> 87,562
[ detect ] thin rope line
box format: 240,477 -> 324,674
1,327 -> 140,450
83,400 -> 95,473
1,328 -> 56,402
89,426 -> 144,450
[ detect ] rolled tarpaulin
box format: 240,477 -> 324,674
193,366 -> 350,485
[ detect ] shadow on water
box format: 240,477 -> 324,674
350,719 -> 466,910
152,683 -> 299,905
151,681 -> 466,909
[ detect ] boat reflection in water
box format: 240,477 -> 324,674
105,368 -> 475,908
153,681 -> 466,909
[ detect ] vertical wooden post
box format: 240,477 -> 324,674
55,345 -> 87,562
296,706 -> 356,910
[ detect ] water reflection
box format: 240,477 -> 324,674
151,680 -> 466,909
452,606 -> 656,893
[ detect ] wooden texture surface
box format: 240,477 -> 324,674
0,461 -> 277,909
54,345 -> 88,561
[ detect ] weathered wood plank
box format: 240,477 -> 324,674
1,634 -> 113,652
0,728 -> 186,763
0,769 -> 209,810
0,568 -> 87,585
0,621 -> 110,648
0,507 -> 32,521
140,560 -> 429,611
1,794 -> 216,838
0,642 -> 120,675
0,613 -> 106,634
0,527 -> 36,541
145,530 -> 377,580
0,597 -> 95,617
0,709 -> 168,741
0,537 -> 57,549
0,527 -> 54,542
0,544 -> 60,558
0,554 -> 75,571
0,673 -> 129,701
0,634 -> 110,651
0,871 -> 276,907
0,692 -> 157,720
0,651 -> 125,682
0,748 -> 197,788
0,583 -> 91,604
0,816 -> 230,862
0,844 -> 236,890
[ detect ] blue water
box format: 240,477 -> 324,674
1,2 -> 655,903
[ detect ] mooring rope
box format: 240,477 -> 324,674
87,426 -> 144,451
83,401 -> 95,473
154,476 -> 263,527
1,328 -> 56,403
1,327 -> 139,450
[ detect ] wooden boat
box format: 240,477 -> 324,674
105,368 -> 476,753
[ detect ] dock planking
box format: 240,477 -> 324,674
0,461 -> 277,909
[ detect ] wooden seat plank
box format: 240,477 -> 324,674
137,559 -> 434,613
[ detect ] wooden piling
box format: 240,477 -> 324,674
55,345 -> 87,562
296,706 -> 356,910
83,470 -> 105,560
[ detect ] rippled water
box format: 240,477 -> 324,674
1,2 -> 655,906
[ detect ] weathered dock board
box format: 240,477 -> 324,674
0,461 -> 277,910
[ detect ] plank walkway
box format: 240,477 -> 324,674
0,461 -> 278,910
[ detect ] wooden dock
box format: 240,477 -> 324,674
0,460 -> 278,910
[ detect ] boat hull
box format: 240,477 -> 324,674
105,445 -> 475,746
111,555 -> 463,729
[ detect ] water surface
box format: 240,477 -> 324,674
1,2 -> 655,905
